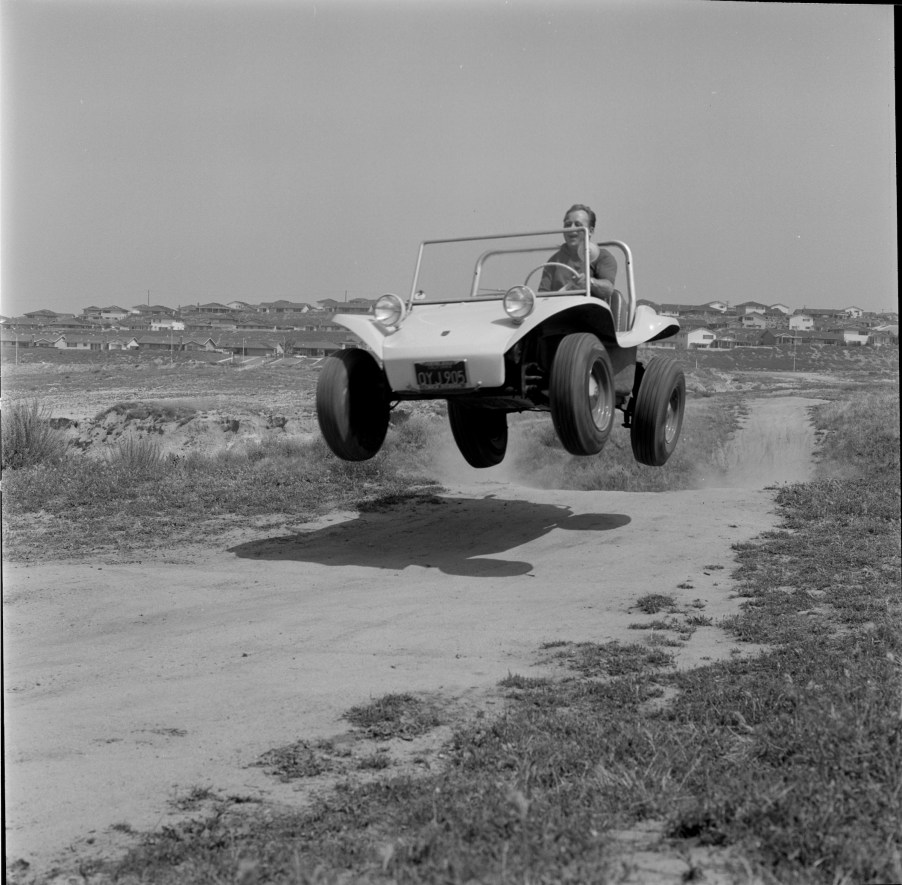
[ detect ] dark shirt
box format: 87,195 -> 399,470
539,245 -> 618,293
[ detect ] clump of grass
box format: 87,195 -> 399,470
169,787 -> 217,812
549,640 -> 675,678
105,436 -> 165,473
628,618 -> 679,630
645,631 -> 684,647
498,673 -> 553,690
344,693 -> 443,740
344,694 -> 443,740
1,399 -> 67,470
356,752 -> 391,771
255,739 -> 336,781
635,593 -> 676,614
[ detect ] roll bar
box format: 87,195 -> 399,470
408,228 -> 636,329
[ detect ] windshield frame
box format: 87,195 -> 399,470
406,229 -> 636,326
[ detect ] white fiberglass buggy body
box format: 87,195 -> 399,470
316,228 -> 685,468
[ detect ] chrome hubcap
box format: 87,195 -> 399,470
588,364 -> 612,430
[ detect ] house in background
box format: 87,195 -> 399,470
674,327 -> 717,349
292,338 -> 344,357
317,298 -> 375,315
52,333 -> 104,350
843,306 -> 865,319
23,309 -> 65,321
130,304 -> 178,319
868,328 -> 897,347
831,327 -> 870,346
789,314 -> 814,331
99,306 -> 130,321
740,313 -> 767,330
734,301 -> 768,315
150,317 -> 186,331
801,307 -> 845,324
259,300 -> 314,315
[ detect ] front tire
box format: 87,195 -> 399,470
447,401 -> 508,468
316,348 -> 390,461
550,333 -> 616,456
630,356 -> 685,466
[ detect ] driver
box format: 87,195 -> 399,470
539,204 -> 617,300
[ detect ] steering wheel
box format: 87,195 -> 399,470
523,262 -> 582,291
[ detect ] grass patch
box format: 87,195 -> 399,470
1,399 -> 67,470
628,618 -> 680,630
635,593 -> 677,614
498,672 -> 553,690
546,640 -> 676,678
255,739 -> 338,781
1,435 -> 439,560
343,693 -> 444,740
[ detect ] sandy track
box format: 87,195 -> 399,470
2,397 -> 823,880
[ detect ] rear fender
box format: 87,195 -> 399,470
616,305 -> 680,347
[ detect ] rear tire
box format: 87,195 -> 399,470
550,332 -> 615,456
316,348 -> 390,461
630,356 -> 685,466
447,401 -> 508,468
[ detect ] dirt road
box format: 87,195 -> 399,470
2,396 -> 823,879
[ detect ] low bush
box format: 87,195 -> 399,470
105,436 -> 165,473
1,399 -> 67,470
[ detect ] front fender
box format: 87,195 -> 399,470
331,313 -> 392,360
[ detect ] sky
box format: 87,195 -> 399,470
0,0 -> 896,318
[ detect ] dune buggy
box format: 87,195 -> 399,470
316,228 -> 685,468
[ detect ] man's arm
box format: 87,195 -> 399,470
589,249 -> 617,299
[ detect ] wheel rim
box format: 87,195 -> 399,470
664,388 -> 682,445
588,361 -> 613,431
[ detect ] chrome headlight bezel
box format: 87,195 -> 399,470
503,285 -> 536,323
373,293 -> 406,328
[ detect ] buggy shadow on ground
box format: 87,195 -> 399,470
228,495 -> 631,578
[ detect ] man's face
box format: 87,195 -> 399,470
563,209 -> 592,249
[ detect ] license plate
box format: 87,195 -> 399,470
414,361 -> 469,390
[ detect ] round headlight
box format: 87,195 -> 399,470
503,285 -> 535,322
374,293 -> 405,327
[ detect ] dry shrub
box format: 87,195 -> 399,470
1,399 -> 67,470
105,436 -> 164,473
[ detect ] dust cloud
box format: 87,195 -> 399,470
427,396 -> 826,493
701,396 -> 826,489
